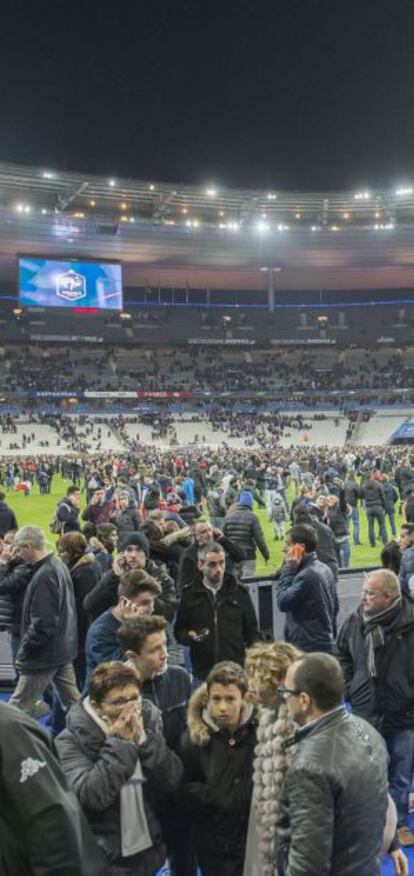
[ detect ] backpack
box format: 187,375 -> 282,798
49,501 -> 70,535
49,513 -> 63,535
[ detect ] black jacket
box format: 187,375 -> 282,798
0,559 -> 33,632
142,665 -> 191,753
178,535 -> 245,593
174,572 -> 259,680
337,598 -> 414,732
110,506 -> 142,537
0,702 -> 109,876
0,500 -> 18,537
56,699 -> 183,876
57,498 -> 81,534
344,479 -> 362,507
223,504 -> 269,561
17,554 -> 78,673
276,554 -> 338,652
309,515 -> 339,579
277,707 -> 388,876
361,479 -> 386,510
179,684 -> 256,876
69,554 -> 102,651
83,559 -> 176,622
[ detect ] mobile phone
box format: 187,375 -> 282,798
193,627 -> 210,642
289,544 -> 306,562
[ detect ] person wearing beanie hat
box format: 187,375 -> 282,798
83,529 -> 176,624
238,490 -> 254,508
223,491 -> 270,578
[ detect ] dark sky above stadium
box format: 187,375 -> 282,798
1,0 -> 414,191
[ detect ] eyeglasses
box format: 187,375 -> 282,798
102,694 -> 140,708
277,685 -> 302,699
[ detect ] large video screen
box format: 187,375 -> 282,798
18,257 -> 123,310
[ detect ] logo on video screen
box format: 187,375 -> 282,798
56,269 -> 87,302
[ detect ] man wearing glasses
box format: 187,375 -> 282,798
275,653 -> 392,876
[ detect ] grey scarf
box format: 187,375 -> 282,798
362,596 -> 402,677
83,697 -> 152,858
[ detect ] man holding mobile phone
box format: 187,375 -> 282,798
276,524 -> 338,654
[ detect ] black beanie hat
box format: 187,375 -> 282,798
119,531 -> 149,556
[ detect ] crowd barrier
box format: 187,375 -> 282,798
0,566 -> 377,689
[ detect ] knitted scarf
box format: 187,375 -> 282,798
251,704 -> 296,876
362,596 -> 402,677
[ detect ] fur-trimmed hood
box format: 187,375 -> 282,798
187,682 -> 256,747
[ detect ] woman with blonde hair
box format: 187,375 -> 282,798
243,641 -> 302,876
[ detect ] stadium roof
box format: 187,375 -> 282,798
1,162 -> 414,292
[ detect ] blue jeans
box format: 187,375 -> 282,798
366,508 -> 388,547
337,538 -> 351,569
387,509 -> 397,538
351,506 -> 360,543
384,729 -> 414,827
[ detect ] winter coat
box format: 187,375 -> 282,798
337,598 -> 414,732
276,707 -> 389,876
179,684 -> 256,876
0,701 -> 109,876
344,479 -> 362,507
56,698 -> 183,876
0,559 -> 33,632
57,498 -> 81,534
0,500 -> 18,537
223,505 -> 269,561
276,554 -> 338,652
83,560 -> 176,622
399,544 -> 414,596
361,479 -> 386,510
142,665 -> 191,753
309,515 -> 339,580
178,536 -> 245,593
382,483 -> 399,512
69,554 -> 102,651
174,572 -> 259,680
110,506 -> 142,537
16,554 -> 78,673
84,610 -> 122,687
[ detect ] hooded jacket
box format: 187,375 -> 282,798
337,597 -> 414,732
179,684 -> 257,875
276,707 -> 389,876
223,504 -> 269,561
174,572 -> 259,680
56,698 -> 183,876
0,702 -> 109,876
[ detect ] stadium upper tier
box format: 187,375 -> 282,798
2,162 -> 414,291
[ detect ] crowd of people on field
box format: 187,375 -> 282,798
2,443 -> 414,873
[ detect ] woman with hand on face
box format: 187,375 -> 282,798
56,661 -> 183,876
243,641 -> 302,876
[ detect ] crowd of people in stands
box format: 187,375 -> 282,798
2,344 -> 414,401
1,443 -> 414,873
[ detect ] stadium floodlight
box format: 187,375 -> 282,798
256,221 -> 270,233
108,179 -> 116,187
396,186 -> 413,196
42,171 -> 56,179
149,184 -> 155,191
330,225 -> 340,231
267,193 -> 277,200
206,188 -> 217,197
354,191 -> 370,200
41,208 -> 47,215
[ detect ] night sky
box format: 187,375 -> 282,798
1,0 -> 414,191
